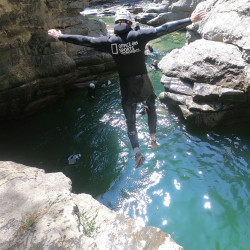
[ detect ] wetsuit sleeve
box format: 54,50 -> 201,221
155,18 -> 192,38
139,18 -> 192,41
58,34 -> 110,52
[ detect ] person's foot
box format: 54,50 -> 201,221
134,152 -> 145,169
148,139 -> 160,149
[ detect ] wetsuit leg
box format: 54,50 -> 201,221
122,102 -> 139,149
146,95 -> 157,134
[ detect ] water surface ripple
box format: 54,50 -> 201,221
0,32 -> 249,250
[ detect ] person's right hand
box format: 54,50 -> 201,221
48,29 -> 62,40
191,9 -> 207,23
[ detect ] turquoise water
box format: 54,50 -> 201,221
0,32 -> 250,250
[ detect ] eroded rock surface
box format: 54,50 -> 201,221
0,161 -> 183,250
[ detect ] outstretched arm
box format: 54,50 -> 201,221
155,9 -> 206,37
48,29 -> 94,47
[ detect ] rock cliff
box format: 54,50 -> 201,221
0,0 -> 115,120
0,161 -> 183,250
159,0 -> 250,127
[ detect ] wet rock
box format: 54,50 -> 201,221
0,161 -> 183,250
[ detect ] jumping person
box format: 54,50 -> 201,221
48,9 -> 206,168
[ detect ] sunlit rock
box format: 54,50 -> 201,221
159,0 -> 250,127
0,161 -> 183,250
187,0 -> 250,62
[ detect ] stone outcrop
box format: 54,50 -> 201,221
0,161 -> 183,250
159,0 -> 250,127
0,0 -> 115,120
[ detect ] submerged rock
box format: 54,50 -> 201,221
0,161 -> 183,250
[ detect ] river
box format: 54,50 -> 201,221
0,29 -> 249,250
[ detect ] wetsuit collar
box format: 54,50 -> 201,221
114,23 -> 132,35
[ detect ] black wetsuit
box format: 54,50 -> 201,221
58,18 -> 192,149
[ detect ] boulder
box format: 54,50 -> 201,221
159,39 -> 248,89
0,161 -> 183,250
159,0 -> 250,129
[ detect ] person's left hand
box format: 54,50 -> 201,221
191,9 -> 207,23
48,29 -> 62,40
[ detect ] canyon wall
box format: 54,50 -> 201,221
0,0 -> 115,120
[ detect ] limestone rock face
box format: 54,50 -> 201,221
0,0 -> 115,120
0,161 -> 183,250
159,0 -> 250,127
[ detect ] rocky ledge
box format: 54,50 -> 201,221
159,0 -> 250,127
0,161 -> 182,250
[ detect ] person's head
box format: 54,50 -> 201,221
146,43 -> 150,47
115,9 -> 133,25
89,83 -> 95,88
135,22 -> 140,26
153,60 -> 158,65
